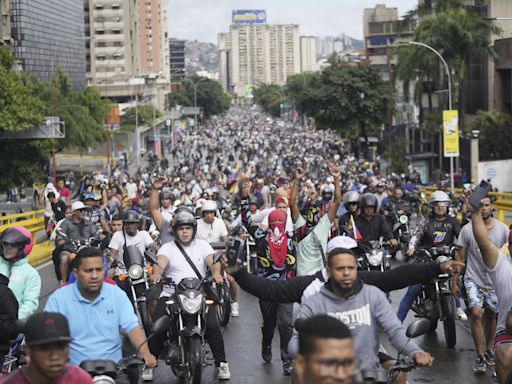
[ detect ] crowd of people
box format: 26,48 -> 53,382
0,106 -> 511,384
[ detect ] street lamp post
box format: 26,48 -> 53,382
182,77 -> 208,128
401,41 -> 455,189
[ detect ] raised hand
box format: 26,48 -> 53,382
295,167 -> 306,180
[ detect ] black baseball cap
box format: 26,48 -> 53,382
25,312 -> 72,346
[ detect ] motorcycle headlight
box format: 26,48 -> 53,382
399,215 -> 408,225
178,293 -> 203,314
435,255 -> 451,265
368,251 -> 384,266
128,264 -> 144,280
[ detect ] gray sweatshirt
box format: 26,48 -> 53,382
288,281 -> 424,372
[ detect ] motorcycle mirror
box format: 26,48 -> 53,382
151,316 -> 171,334
212,252 -> 223,264
406,318 -> 431,338
144,250 -> 158,265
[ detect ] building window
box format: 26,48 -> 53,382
95,4 -> 104,9
97,55 -> 106,60
97,42 -> 106,47
112,16 -> 121,22
112,3 -> 121,9
113,41 -> 123,47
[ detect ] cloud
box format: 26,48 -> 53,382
167,0 -> 417,43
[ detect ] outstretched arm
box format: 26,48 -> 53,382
290,167 -> 305,224
471,204 -> 499,269
149,177 -> 166,230
327,165 -> 342,223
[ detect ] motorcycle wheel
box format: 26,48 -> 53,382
216,283 -> 231,326
185,335 -> 203,384
138,300 -> 153,337
441,295 -> 457,348
429,318 -> 438,333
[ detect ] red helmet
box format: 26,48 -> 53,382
1,226 -> 33,260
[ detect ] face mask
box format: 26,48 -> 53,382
273,226 -> 281,238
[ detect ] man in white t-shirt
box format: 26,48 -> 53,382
125,177 -> 138,200
470,193 -> 512,384
108,210 -> 158,276
196,200 -> 228,244
149,210 -> 231,380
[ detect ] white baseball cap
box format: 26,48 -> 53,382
71,201 -> 86,211
326,236 -> 358,253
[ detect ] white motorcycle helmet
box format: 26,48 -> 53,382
428,190 -> 450,207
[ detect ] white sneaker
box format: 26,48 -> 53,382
456,307 -> 468,321
217,362 -> 231,380
141,367 -> 154,381
231,302 -> 240,317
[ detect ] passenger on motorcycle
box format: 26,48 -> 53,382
149,210 -> 231,380
397,190 -> 461,323
55,201 -> 98,283
240,180 -> 297,375
288,247 -> 433,379
0,273 -> 18,357
196,200 -> 228,243
0,227 -> 41,319
108,210 -> 158,281
83,193 -> 110,233
2,312 -> 93,384
338,191 -> 360,229
45,246 -> 157,383
354,194 -> 397,247
373,181 -> 388,210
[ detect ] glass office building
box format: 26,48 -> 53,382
10,0 -> 87,90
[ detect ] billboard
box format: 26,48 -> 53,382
232,10 -> 266,24
442,110 -> 459,157
105,104 -> 120,129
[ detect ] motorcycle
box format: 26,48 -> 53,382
55,230 -> 101,281
80,317 -> 169,384
354,318 -> 431,383
357,240 -> 392,272
159,254 -> 222,384
391,210 -> 411,259
410,246 -> 457,348
112,245 -> 157,336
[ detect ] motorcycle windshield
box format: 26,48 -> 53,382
123,245 -> 144,268
178,277 -> 201,292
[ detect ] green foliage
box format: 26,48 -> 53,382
166,76 -> 231,119
297,63 -> 388,138
383,138 -> 408,174
120,105 -> 163,133
253,84 -> 284,117
469,111 -> 512,161
0,48 -> 46,132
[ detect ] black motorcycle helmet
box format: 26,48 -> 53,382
122,210 -> 140,224
160,191 -> 174,201
171,210 -> 197,238
359,193 -> 378,209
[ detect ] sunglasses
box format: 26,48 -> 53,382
2,241 -> 19,248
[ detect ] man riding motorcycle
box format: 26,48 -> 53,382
149,210 -> 231,380
396,190 -> 461,322
354,194 -> 397,247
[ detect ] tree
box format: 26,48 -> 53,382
469,111 -> 512,161
253,84 -> 284,117
120,105 -> 163,133
301,62 -> 388,139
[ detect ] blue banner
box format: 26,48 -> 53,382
232,10 -> 266,24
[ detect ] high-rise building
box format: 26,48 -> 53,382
169,38 -> 186,79
220,23 -> 301,95
0,0 -> 11,46
300,36 -> 317,72
9,0 -> 87,89
218,32 -> 231,93
85,0 -> 169,107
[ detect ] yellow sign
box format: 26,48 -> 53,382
443,110 -> 459,157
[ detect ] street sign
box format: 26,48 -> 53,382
443,110 -> 459,157
182,107 -> 200,115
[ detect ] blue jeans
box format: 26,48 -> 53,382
397,284 -> 422,322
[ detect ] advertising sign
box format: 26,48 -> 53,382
442,110 -> 459,157
105,104 -> 120,130
232,10 -> 266,24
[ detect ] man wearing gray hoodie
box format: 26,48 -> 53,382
288,246 -> 433,377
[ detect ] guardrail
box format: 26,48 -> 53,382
0,209 -> 52,266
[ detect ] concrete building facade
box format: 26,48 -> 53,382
300,36 -> 317,72
10,0 -> 87,89
220,24 -> 301,96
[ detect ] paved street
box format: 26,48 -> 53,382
36,259 -> 498,384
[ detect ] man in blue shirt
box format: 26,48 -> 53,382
45,246 -> 156,383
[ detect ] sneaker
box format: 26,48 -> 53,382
141,367 -> 154,381
283,360 -> 293,376
262,343 -> 272,363
473,356 -> 487,374
485,350 -> 495,366
217,362 -> 231,380
456,307 -> 468,321
231,302 -> 240,317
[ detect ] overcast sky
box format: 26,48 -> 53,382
167,0 -> 417,43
